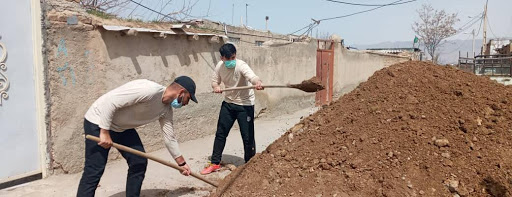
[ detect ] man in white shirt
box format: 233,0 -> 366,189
77,76 -> 197,197
201,43 -> 263,175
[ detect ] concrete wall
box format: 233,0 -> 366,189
333,43 -> 409,95
237,41 -> 317,113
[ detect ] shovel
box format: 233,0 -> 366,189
220,77 -> 324,93
85,135 -> 219,187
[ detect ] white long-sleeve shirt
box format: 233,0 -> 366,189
211,59 -> 260,106
84,79 -> 182,159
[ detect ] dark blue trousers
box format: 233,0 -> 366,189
77,119 -> 147,197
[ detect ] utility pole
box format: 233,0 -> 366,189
465,29 -> 476,57
311,18 -> 320,38
232,4 -> 234,25
265,16 -> 269,31
482,0 -> 488,55
472,29 -> 475,57
246,4 -> 248,27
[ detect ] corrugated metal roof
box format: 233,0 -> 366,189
170,24 -> 191,29
102,25 -> 177,34
101,25 -> 227,38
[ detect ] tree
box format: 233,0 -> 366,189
80,0 -> 200,22
80,0 -> 130,11
412,4 -> 459,63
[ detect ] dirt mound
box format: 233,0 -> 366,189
290,76 -> 325,92
213,61 -> 512,197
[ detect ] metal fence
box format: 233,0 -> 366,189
457,54 -> 512,76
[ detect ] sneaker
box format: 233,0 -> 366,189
200,164 -> 221,175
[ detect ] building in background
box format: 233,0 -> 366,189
458,39 -> 512,76
485,39 -> 512,55
365,47 -> 424,61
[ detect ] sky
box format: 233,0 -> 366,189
116,0 -> 512,46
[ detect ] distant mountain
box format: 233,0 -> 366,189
352,39 -> 484,64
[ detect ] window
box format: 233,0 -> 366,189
228,37 -> 240,44
255,41 -> 264,46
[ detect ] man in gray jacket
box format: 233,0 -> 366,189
77,76 -> 197,197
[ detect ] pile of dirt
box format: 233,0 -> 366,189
213,61 -> 512,197
290,77 -> 325,92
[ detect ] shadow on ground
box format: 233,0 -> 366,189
110,187 -> 210,197
480,176 -> 508,197
207,154 -> 245,166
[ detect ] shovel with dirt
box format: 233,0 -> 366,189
220,77 -> 325,92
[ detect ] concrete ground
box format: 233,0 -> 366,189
490,77 -> 512,85
0,107 -> 318,197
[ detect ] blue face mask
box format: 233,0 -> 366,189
224,60 -> 236,69
171,94 -> 183,109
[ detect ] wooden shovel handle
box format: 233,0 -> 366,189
220,85 -> 290,92
85,135 -> 218,187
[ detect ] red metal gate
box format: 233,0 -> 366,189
316,40 -> 334,106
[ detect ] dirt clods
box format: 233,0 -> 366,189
290,76 -> 325,92
213,61 -> 512,197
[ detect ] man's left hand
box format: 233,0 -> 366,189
255,81 -> 264,90
180,164 -> 191,176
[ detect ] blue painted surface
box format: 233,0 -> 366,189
67,15 -> 78,25
57,62 -> 77,86
0,0 -> 41,179
57,38 -> 68,57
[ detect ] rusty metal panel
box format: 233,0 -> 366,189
316,40 -> 335,106
316,50 -> 324,105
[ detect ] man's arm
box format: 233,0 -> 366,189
159,113 -> 191,176
98,129 -> 113,149
240,63 -> 263,90
211,63 -> 222,93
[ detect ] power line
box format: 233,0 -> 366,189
144,0 -> 161,21
288,23 -> 315,35
206,0 -> 212,16
128,0 -> 144,18
319,0 -> 417,22
300,24 -> 316,36
325,0 -> 416,7
308,23 -> 320,37
474,15 -> 484,37
446,14 -> 483,39
158,0 -> 174,21
457,13 -> 483,31
442,14 -> 485,55
486,17 -> 499,38
298,23 -> 319,38
127,0 -> 177,21
459,16 -> 483,34
287,0 -> 415,35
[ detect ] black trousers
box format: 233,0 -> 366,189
77,119 -> 148,197
211,101 -> 256,165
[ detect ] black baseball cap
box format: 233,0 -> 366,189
174,76 -> 198,103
